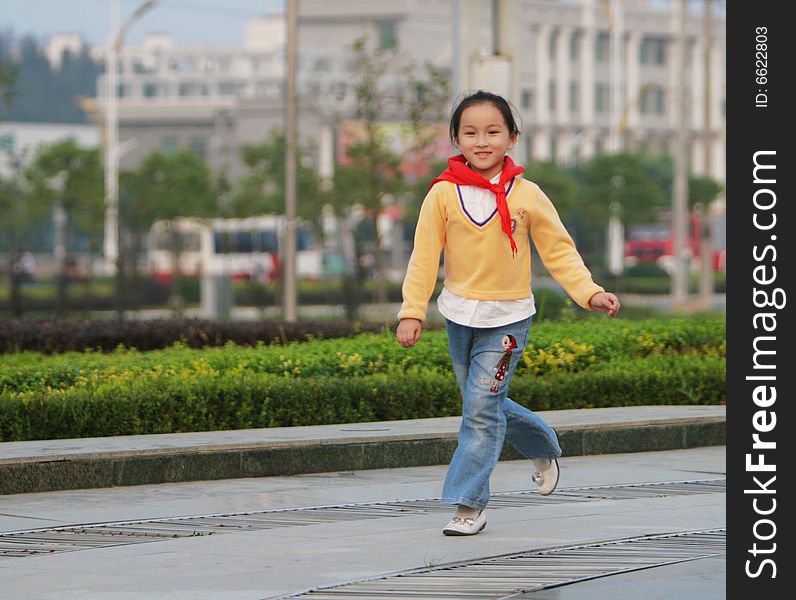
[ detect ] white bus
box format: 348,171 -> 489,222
147,215 -> 322,282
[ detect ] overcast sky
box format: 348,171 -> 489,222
1,0 -> 285,46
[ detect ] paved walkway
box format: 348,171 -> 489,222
0,446 -> 726,599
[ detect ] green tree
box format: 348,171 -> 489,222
688,174 -> 723,207
403,157 -> 448,233
0,48 -> 17,109
641,153 -> 724,209
228,129 -> 322,221
26,140 -> 104,235
577,152 -> 665,265
123,148 -> 216,227
524,160 -> 580,225
24,139 -> 104,312
328,36 -> 450,320
0,169 -> 43,315
122,149 -> 217,314
0,32 -> 99,123
582,152 -> 665,227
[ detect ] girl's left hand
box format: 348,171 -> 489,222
589,292 -> 621,317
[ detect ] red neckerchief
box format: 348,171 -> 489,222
431,154 -> 525,256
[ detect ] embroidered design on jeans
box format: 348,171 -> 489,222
490,334 -> 518,392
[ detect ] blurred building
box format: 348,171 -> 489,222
0,122 -> 99,177
91,0 -> 725,184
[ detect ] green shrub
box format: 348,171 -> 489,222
0,353 -> 724,442
0,317 -> 724,391
623,263 -> 670,278
0,316 -> 725,441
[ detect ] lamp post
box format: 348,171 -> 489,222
671,0 -> 690,307
50,172 -> 69,312
608,175 -> 624,277
599,0 -> 625,154
283,0 -> 298,322
103,0 -> 160,274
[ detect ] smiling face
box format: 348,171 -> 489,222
454,101 -> 517,180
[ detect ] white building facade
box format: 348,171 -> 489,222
92,0 -> 725,184
0,122 -> 99,178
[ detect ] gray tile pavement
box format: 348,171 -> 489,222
0,446 -> 726,600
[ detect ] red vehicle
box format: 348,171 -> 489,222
624,212 -> 725,271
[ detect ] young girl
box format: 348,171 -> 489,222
396,90 -> 620,536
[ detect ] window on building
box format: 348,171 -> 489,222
525,135 -> 533,160
0,132 -> 14,152
168,58 -> 187,73
521,89 -> 533,110
640,37 -> 667,65
143,82 -> 158,98
162,136 -> 179,155
414,82 -> 427,103
189,136 -> 207,160
640,85 -> 665,114
218,81 -> 242,96
595,83 -> 609,113
596,33 -> 610,62
133,61 -> 154,75
569,81 -> 579,113
640,89 -> 650,114
378,20 -> 398,50
654,88 -> 665,114
549,80 -> 556,112
550,136 -> 558,163
569,31 -> 580,61
548,29 -> 558,59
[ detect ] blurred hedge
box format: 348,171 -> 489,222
0,317 -> 725,441
0,318 -> 724,390
0,289 -> 573,354
0,318 -> 388,354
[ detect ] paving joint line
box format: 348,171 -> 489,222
0,478 -> 726,559
270,528 -> 727,600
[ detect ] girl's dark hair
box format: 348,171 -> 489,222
449,90 -> 522,144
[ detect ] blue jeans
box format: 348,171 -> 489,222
441,317 -> 562,510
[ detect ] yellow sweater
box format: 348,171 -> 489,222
398,178 -> 604,321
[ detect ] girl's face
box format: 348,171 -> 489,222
455,102 -> 517,180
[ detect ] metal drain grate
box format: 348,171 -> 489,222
279,529 -> 726,599
0,478 -> 724,558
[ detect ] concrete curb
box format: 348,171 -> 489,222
0,406 -> 725,495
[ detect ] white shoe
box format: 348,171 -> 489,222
442,510 -> 487,536
532,458 -> 560,496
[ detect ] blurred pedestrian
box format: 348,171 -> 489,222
396,90 -> 620,536
11,250 -> 36,284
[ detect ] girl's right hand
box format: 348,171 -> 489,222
396,318 -> 422,348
